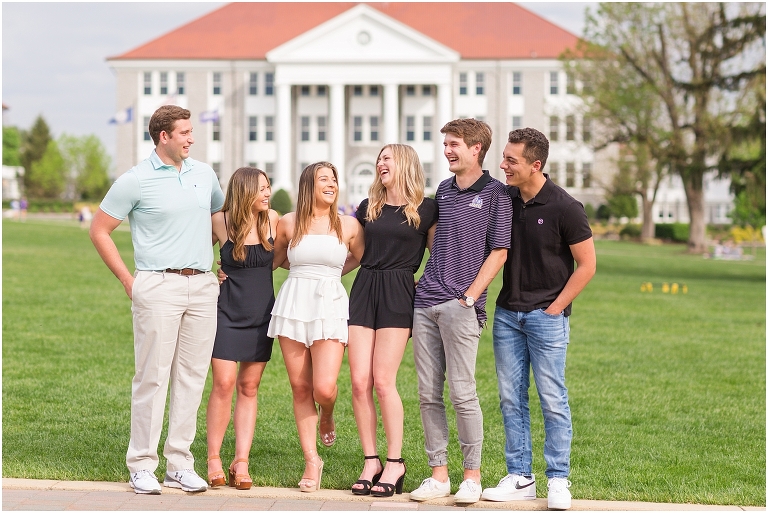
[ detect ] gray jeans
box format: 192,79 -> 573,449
412,299 -> 484,469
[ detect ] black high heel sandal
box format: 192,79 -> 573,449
370,457 -> 406,497
351,455 -> 383,495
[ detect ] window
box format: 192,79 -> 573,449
566,115 -> 575,141
566,73 -> 576,94
212,119 -> 221,141
212,72 -> 221,95
512,72 -> 522,95
370,85 -> 379,96
160,72 -> 168,95
265,116 -> 274,141
300,162 -> 309,174
317,85 -> 327,96
301,116 -> 310,141
370,116 -> 379,142
423,162 -> 432,188
249,73 -> 258,95
248,116 -> 258,141
566,162 -> 575,187
583,118 -> 592,143
317,116 -> 327,142
549,162 -> 560,184
422,85 -> 432,96
176,72 -> 185,95
423,116 -> 432,141
549,71 -> 559,95
406,116 -> 415,141
459,72 -> 468,95
265,162 -> 274,181
353,85 -> 363,96
405,85 -> 415,96
475,72 -> 485,95
582,76 -> 592,95
353,116 -> 363,142
549,116 -> 559,141
300,85 -> 311,96
265,73 -> 274,96
143,116 -> 151,141
248,162 -> 257,168
212,162 -> 221,178
143,72 -> 152,95
582,163 -> 592,188
512,116 -> 522,130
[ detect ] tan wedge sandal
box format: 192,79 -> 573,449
228,458 -> 252,490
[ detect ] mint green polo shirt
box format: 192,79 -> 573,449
100,150 -> 224,271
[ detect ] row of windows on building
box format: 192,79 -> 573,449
141,71 -> 581,97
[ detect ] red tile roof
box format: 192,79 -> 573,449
110,3 -> 578,61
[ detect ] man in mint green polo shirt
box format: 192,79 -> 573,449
90,105 -> 224,495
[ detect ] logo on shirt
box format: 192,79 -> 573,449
469,195 -> 483,209
538,218 -> 544,225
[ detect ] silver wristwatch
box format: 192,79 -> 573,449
462,294 -> 475,307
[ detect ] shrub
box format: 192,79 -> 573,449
271,189 -> 293,215
584,203 -> 595,220
596,204 -> 611,221
620,223 -> 642,239
655,223 -> 689,242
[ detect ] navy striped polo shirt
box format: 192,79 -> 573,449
414,170 -> 512,324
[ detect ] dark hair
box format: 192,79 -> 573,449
507,127 -> 549,171
149,105 -> 191,145
440,118 -> 493,166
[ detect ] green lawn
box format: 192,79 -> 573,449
2,219 -> 765,505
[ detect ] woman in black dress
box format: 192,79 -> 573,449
206,167 -> 279,490
347,145 -> 438,497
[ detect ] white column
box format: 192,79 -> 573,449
435,82 -> 453,183
275,83 -> 292,193
383,83 -> 399,145
330,83 -> 346,193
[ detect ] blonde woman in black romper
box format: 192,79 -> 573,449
347,145 -> 438,497
206,168 -> 279,490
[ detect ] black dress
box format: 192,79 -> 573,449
349,198 -> 439,330
212,228 -> 275,362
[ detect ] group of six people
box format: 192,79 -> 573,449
90,104 -> 595,511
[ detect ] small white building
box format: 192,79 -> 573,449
2,165 -> 25,200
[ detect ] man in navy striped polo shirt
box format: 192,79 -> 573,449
410,119 -> 512,505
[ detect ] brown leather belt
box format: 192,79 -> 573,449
164,268 -> 205,276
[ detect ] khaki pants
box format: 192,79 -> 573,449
126,270 -> 218,473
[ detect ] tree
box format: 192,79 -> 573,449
20,115 -> 52,191
3,126 -> 22,167
574,3 -> 766,252
271,188 -> 293,215
59,134 -> 112,201
26,140 -> 66,198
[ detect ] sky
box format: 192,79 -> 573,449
1,2 -> 597,168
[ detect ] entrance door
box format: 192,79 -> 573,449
347,163 -> 376,209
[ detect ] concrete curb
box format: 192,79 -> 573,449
3,478 -> 761,511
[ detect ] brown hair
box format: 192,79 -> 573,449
440,118 -> 493,166
366,144 -> 425,228
507,127 -> 549,171
148,105 -> 191,145
291,162 -> 343,248
222,168 -> 273,261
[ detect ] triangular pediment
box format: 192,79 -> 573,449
266,4 -> 459,63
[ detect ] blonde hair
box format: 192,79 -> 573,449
367,144 -> 425,228
291,162 -> 343,248
222,167 -> 273,261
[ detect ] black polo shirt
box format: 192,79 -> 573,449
496,176 -> 592,316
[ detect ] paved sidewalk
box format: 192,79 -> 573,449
3,479 -> 761,511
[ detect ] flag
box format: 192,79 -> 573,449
199,110 -> 219,123
109,106 -> 133,124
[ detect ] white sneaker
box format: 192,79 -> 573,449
547,477 -> 572,510
453,479 -> 482,504
481,473 -> 536,501
409,477 -> 451,501
129,470 -> 161,495
163,469 -> 208,492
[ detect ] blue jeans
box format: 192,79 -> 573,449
492,306 -> 572,478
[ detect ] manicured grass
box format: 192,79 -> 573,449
2,219 -> 765,505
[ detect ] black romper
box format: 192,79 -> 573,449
349,198 -> 439,330
212,217 -> 275,362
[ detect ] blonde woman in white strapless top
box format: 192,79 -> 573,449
268,162 -> 364,493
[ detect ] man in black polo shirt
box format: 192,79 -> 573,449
481,128 -> 596,510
